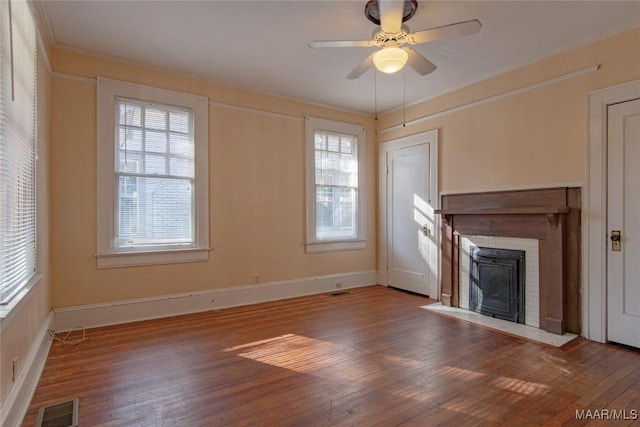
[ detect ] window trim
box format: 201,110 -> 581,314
96,78 -> 209,268
305,117 -> 366,253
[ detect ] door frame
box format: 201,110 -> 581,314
585,80 -> 640,342
379,129 -> 439,297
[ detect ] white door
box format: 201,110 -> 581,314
386,142 -> 437,296
607,98 -> 640,348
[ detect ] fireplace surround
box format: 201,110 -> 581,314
435,187 -> 581,335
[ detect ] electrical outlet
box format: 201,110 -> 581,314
336,282 -> 343,288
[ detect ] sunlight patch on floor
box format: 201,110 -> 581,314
439,365 -> 487,380
225,333 -> 427,388
489,376 -> 549,397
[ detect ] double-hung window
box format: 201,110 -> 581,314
97,78 -> 209,268
0,0 -> 37,304
305,117 -> 366,253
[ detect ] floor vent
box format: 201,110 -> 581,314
35,398 -> 79,427
329,291 -> 351,297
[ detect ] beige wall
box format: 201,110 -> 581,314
0,41 -> 52,405
49,49 -> 377,308
377,28 -> 640,195
48,28 -> 639,308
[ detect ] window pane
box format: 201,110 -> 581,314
327,134 -> 340,152
314,150 -> 324,169
170,133 -> 193,158
118,102 -> 142,127
316,187 -> 333,234
341,137 -> 353,154
145,108 -> 167,130
146,131 -> 168,153
315,186 -> 357,240
338,188 -> 356,230
118,128 -> 142,152
170,156 -> 194,177
327,152 -> 340,170
169,111 -> 190,133
144,154 -> 166,175
117,176 -> 193,245
340,153 -> 354,172
118,153 -> 141,173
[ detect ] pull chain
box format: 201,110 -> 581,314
402,68 -> 407,127
374,69 -> 378,121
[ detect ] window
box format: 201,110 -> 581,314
0,0 -> 37,304
97,78 -> 209,268
305,117 -> 366,253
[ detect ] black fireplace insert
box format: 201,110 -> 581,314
469,246 -> 525,324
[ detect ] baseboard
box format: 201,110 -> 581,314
0,312 -> 53,427
53,270 -> 377,331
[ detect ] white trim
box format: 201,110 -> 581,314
0,313 -> 53,427
379,130 -> 439,298
378,65 -> 600,135
585,80 -> 640,343
304,117 -> 367,252
52,270 -> 377,332
35,23 -> 52,76
305,239 -> 366,253
51,71 -> 96,84
208,100 -> 303,122
95,248 -> 209,269
33,0 -> 56,56
51,71 -> 310,122
0,275 -> 43,328
96,77 -> 209,268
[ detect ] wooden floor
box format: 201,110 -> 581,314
23,286 -> 640,426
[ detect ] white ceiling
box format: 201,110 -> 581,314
39,1 -> 640,114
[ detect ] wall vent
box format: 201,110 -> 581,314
35,398 -> 79,427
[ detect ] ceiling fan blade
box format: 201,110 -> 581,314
346,52 -> 376,80
309,40 -> 373,49
378,0 -> 405,34
408,19 -> 482,45
403,47 -> 437,76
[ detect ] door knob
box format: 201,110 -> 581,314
611,230 -> 621,251
422,224 -> 430,236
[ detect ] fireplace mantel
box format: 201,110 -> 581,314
437,207 -> 571,229
436,188 -> 581,335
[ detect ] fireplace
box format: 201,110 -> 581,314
469,246 -> 525,324
435,187 -> 581,335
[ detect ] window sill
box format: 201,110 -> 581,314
96,247 -> 209,269
305,239 -> 366,253
0,274 -> 44,329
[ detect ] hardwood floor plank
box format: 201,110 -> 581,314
21,286 -> 640,426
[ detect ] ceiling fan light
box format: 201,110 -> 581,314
373,47 -> 408,74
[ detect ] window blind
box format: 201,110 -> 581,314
0,0 -> 37,304
115,97 -> 195,248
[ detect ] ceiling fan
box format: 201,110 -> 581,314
309,0 -> 482,79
